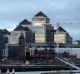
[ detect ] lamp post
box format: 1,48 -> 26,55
56,22 -> 60,57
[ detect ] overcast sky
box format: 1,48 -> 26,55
0,0 -> 80,40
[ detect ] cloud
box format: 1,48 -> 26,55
0,0 -> 80,40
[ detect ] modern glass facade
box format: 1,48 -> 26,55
54,33 -> 66,43
32,17 -> 50,25
33,26 -> 46,43
32,12 -> 54,43
54,32 -> 72,44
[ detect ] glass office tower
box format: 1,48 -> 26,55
32,11 -> 54,43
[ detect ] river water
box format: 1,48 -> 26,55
15,71 -> 80,74
15,71 -> 42,74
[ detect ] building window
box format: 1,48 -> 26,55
33,17 -> 45,22
34,26 -> 45,33
4,37 -> 8,43
35,33 -> 45,37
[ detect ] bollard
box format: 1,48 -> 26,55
11,69 -> 15,74
6,69 -> 10,74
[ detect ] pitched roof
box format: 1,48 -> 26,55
56,26 -> 67,32
34,11 -> 47,17
53,30 -> 56,32
14,25 -> 29,31
3,29 -> 10,34
0,29 -> 3,32
19,19 -> 31,25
